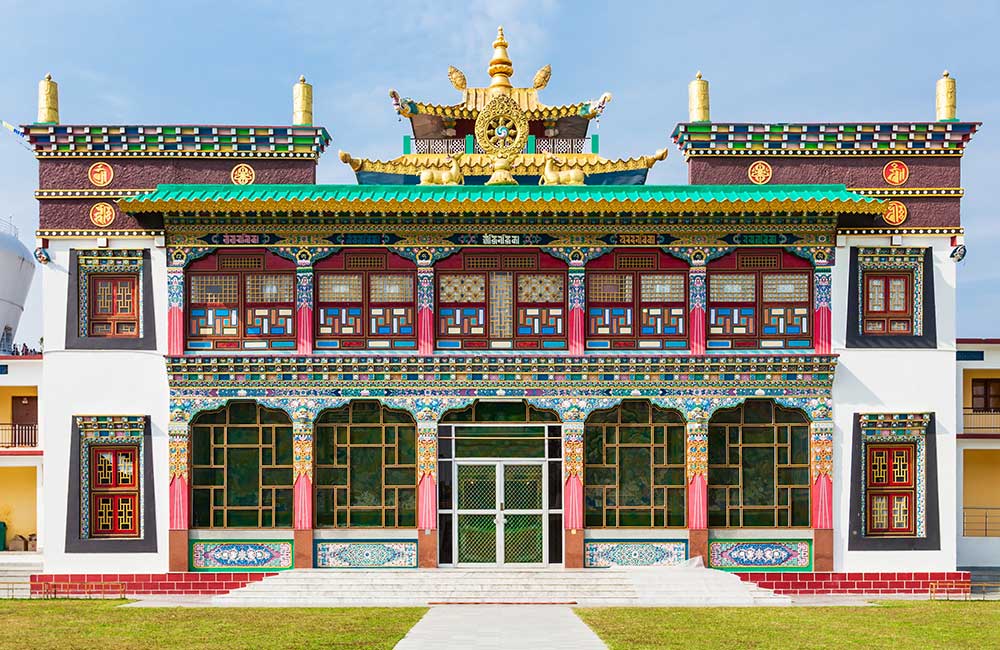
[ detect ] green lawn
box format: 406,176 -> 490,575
576,601 -> 1000,650
0,601 -> 426,650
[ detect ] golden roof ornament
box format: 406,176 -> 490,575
474,93 -> 528,156
533,65 -> 551,90
688,71 -> 710,123
418,152 -> 465,185
293,75 -> 313,126
487,26 -> 514,95
539,153 -> 585,185
448,66 -> 467,91
936,70 -> 957,121
37,73 -> 59,125
485,154 -> 518,185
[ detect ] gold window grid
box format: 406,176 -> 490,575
245,273 -> 295,303
588,273 -> 634,303
317,273 -> 364,303
639,274 -> 686,303
88,274 -> 140,339
88,445 -> 140,538
218,256 -> 264,270
190,418 -> 295,529
345,254 -> 386,270
189,274 -> 240,304
584,405 -> 687,529
709,273 -> 757,303
438,273 -> 487,303
761,273 -> 810,303
313,405 -> 417,529
615,254 -> 658,270
517,273 -> 565,304
707,418 -> 811,528
739,254 -> 780,270
315,271 -> 417,342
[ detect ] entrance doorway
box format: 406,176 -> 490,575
437,401 -> 563,566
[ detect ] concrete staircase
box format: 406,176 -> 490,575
0,554 -> 42,598
211,566 -> 790,607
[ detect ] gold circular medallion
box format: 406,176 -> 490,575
231,163 -> 256,185
89,202 -> 116,227
87,162 -> 114,187
474,94 -> 529,156
747,160 -> 773,185
882,160 -> 909,186
882,200 -> 908,226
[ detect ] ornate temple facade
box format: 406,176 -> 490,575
25,29 -> 979,576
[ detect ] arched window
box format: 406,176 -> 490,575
586,249 -> 688,350
314,250 -> 417,350
435,249 -> 567,350
708,399 -> 810,527
584,400 -> 686,528
191,401 -> 294,528
186,249 -> 296,351
706,249 -> 812,350
314,401 -> 417,528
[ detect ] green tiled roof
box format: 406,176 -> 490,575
124,183 -> 882,214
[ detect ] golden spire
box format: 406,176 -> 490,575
487,26 -> 513,95
293,75 -> 313,126
37,73 -> 59,124
688,71 -> 710,123
936,70 -> 956,121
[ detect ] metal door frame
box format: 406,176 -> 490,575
453,458 -> 548,567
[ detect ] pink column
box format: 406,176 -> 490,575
417,422 -> 437,530
814,267 -> 832,355
563,423 -> 584,529
568,267 -> 586,355
417,266 -> 435,356
689,266 -> 707,356
686,421 -> 708,529
296,268 -> 314,355
167,267 -> 184,356
292,420 -> 313,530
811,420 -> 834,529
168,424 -> 189,529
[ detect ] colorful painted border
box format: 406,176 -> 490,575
313,539 -> 418,569
584,539 -> 688,568
707,539 -> 813,572
189,539 -> 294,572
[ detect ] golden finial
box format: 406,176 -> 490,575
533,64 -> 551,90
488,25 -> 513,94
936,69 -> 956,121
37,73 -> 59,124
688,70 -> 710,123
448,66 -> 467,91
293,74 -> 313,126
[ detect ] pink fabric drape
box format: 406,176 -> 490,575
418,474 -> 437,530
690,306 -> 706,356
293,474 -> 313,530
568,308 -> 585,356
812,474 -> 833,529
418,308 -> 434,356
688,474 -> 707,530
169,476 -> 188,530
296,306 -> 313,355
814,306 -> 832,355
564,475 -> 583,530
167,307 -> 184,356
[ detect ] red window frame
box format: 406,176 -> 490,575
435,249 -> 568,350
706,249 -> 813,349
585,249 -> 688,349
862,271 -> 913,336
186,249 -> 296,351
866,444 -> 916,536
90,446 -> 140,538
88,274 -> 139,338
313,249 -> 417,349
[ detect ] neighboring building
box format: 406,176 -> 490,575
956,339 -> 1000,567
17,28 -> 983,581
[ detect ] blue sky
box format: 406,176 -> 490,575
1,0 -> 997,344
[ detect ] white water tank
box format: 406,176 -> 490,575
0,218 -> 35,354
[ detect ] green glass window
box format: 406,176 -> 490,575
584,400 -> 686,528
707,399 -> 811,528
190,401 -> 294,529
314,401 -> 417,528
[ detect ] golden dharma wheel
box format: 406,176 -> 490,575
474,94 -> 529,156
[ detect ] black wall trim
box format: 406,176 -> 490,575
848,412 -> 940,551
65,249 -> 157,351
65,416 -> 158,553
846,247 -> 937,349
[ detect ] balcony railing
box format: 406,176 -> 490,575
411,137 -> 465,155
963,408 -> 1000,434
0,424 -> 38,448
963,507 -> 1000,537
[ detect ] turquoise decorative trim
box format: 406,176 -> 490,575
707,539 -> 812,572
189,539 -> 294,572
314,539 -> 418,569
584,539 -> 688,568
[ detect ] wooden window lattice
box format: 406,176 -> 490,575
739,254 -> 780,270
345,254 -> 386,270
369,274 -> 415,303
190,274 -> 239,304
218,256 -> 264,270
589,274 -> 634,303
318,274 -> 363,303
616,254 -> 658,270
245,274 -> 295,303
640,274 -> 686,302
762,273 -> 810,302
709,273 -> 757,302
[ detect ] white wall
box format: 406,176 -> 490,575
831,235 -> 958,571
39,237 -> 170,573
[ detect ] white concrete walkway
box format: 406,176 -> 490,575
393,605 -> 607,650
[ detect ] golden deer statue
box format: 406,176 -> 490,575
419,153 -> 465,185
538,153 -> 585,185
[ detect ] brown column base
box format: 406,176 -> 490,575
564,529 -> 584,568
168,530 -> 188,572
418,530 -> 438,568
294,529 -> 313,568
814,528 -> 833,571
688,529 -> 708,564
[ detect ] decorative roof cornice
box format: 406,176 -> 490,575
672,122 -> 980,157
337,150 -> 667,176
20,124 -> 331,158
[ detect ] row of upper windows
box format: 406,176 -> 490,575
72,247 -> 924,352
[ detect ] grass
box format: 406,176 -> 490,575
576,601 -> 1000,650
0,601 -> 426,650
